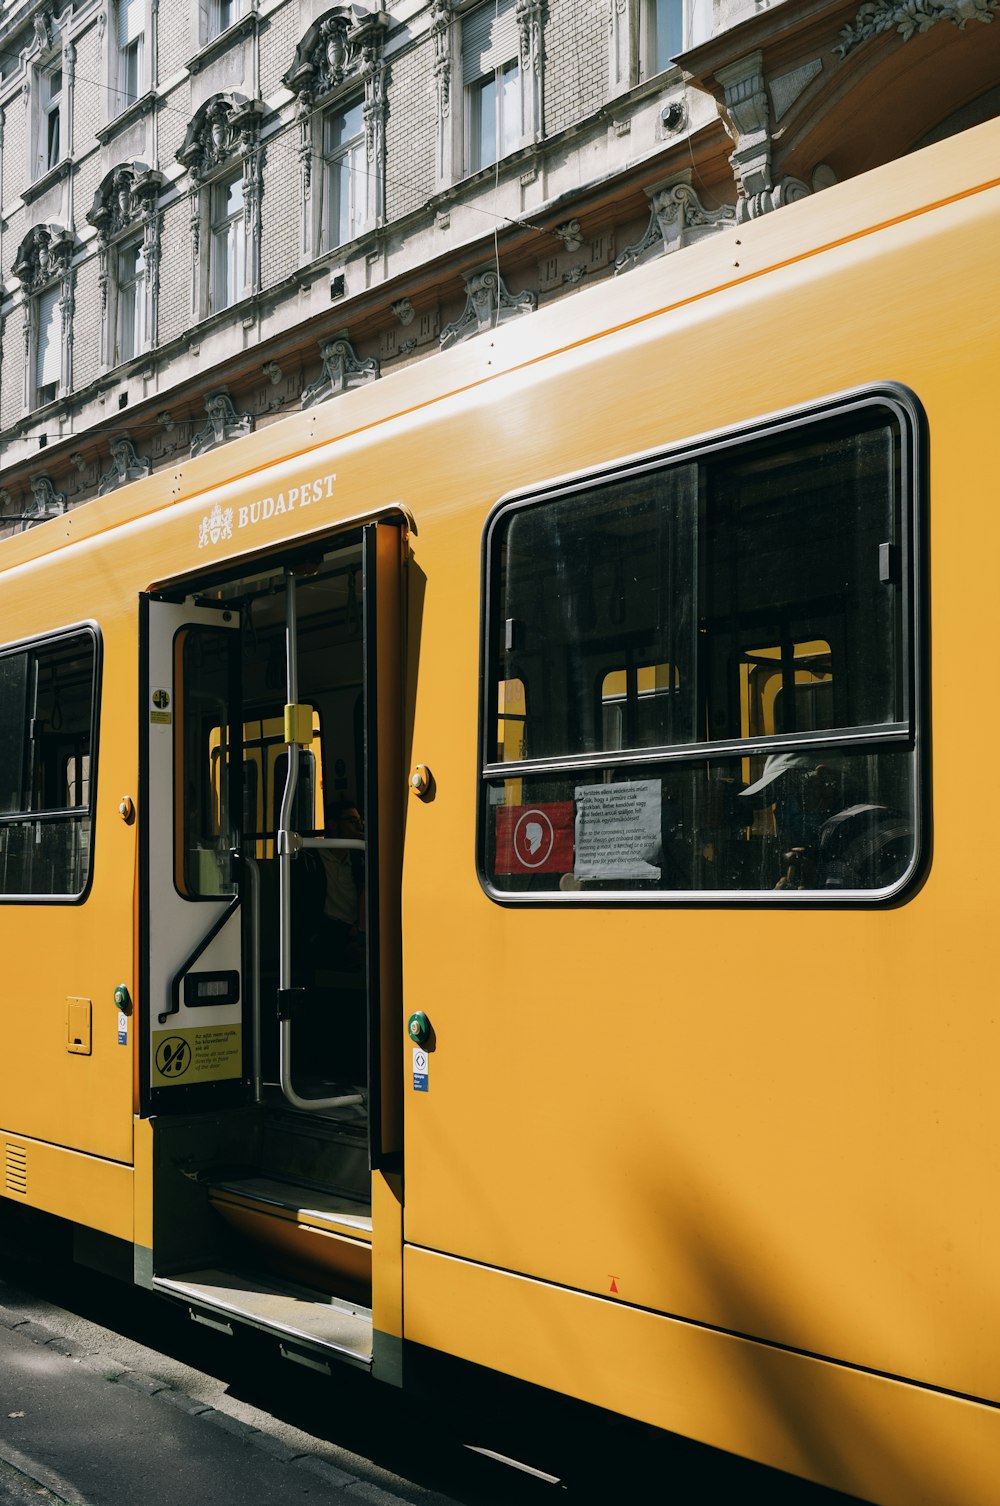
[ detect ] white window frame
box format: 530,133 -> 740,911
210,0 -> 243,42
610,0 -> 712,96
461,0 -> 522,176
34,284 -> 62,408
34,57 -> 64,179
319,97 -> 366,254
467,55 -> 520,173
436,0 -> 542,187
209,171 -> 246,313
114,0 -> 146,114
114,237 -> 147,364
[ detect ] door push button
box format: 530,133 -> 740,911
114,984 -> 133,1015
408,1011 -> 432,1048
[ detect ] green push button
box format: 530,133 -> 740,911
407,1011 -> 431,1047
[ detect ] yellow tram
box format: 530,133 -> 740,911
0,112 -> 998,1506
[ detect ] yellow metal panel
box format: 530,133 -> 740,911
396,126 -> 1000,1420
371,1169 -> 403,1342
404,1246 -> 1000,1506
0,1132 -> 132,1242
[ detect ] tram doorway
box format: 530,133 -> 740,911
139,521 -> 404,1365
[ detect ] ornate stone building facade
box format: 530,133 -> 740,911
0,0 -> 996,527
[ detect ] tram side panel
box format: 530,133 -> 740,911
0,539 -> 138,1235
395,166 -> 1000,1501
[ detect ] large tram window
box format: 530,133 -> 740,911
482,394 -> 920,899
0,628 -> 98,900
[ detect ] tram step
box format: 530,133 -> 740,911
261,1107 -> 369,1199
153,1265 -> 372,1369
206,1175 -> 372,1300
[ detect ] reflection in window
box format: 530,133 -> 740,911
483,397 -> 919,898
0,630 -> 98,899
601,664 -> 679,751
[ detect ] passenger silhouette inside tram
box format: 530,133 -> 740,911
739,752 -> 911,890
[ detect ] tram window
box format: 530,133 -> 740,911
177,626 -> 238,898
482,394 -> 921,899
0,628 -> 98,900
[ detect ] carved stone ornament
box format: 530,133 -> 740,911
835,0 -> 999,56
190,392 -> 254,457
715,52 -> 815,222
30,475 -> 67,518
283,6 -> 388,105
98,437 -> 153,495
87,163 -> 164,241
177,95 -> 265,183
13,224 -> 74,291
616,179 -> 738,272
430,0 -> 453,119
301,337 -> 379,408
33,11 -> 55,52
440,268 -> 537,350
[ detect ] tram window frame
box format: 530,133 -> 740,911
175,624 -> 240,901
0,624 -> 101,904
478,386 -> 925,905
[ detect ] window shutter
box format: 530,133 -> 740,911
118,0 -> 143,46
35,287 -> 60,390
462,0 -> 518,80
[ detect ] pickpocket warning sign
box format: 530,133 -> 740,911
152,1026 -> 242,1086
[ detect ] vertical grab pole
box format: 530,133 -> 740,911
244,852 -> 262,1101
277,569 -> 301,1090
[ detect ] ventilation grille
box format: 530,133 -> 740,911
5,1143 -> 28,1196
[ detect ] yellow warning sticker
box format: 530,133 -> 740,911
152,1026 -> 242,1086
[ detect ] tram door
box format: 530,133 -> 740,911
140,522 -> 403,1169
140,598 -> 247,1112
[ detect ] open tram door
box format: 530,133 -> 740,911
138,519 -> 404,1377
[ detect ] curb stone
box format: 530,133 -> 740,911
1,1301 -> 371,1496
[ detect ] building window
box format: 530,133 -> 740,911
210,173 -> 245,312
480,391 -> 921,901
321,100 -> 365,252
116,240 -> 146,362
640,0 -> 712,78
0,628 -> 99,901
34,285 -> 61,407
116,0 -> 144,112
211,0 -> 243,39
645,0 -> 683,73
468,58 -> 519,172
35,61 -> 63,176
463,0 -> 521,174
